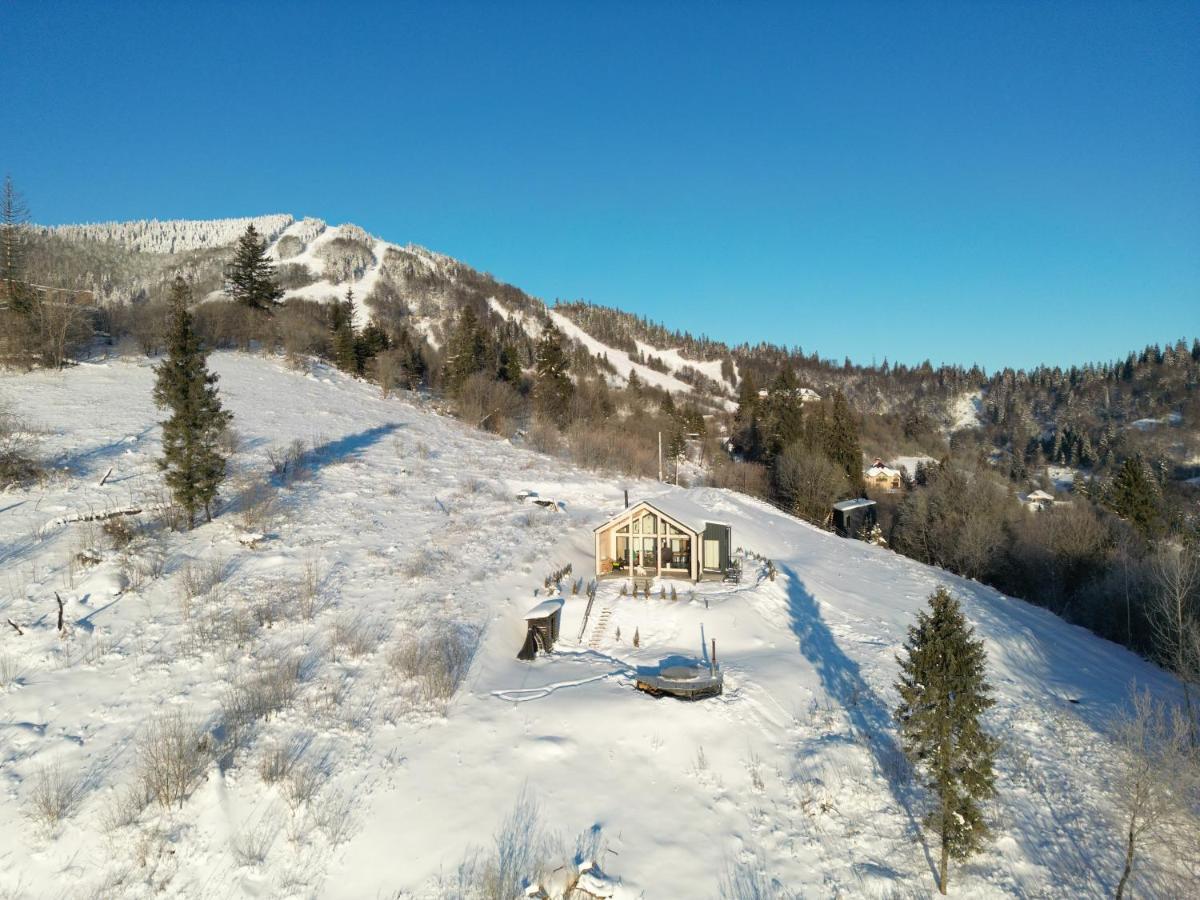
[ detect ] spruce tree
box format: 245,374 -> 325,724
894,587 -> 997,895
0,175 -> 34,315
534,319 -> 574,426
1106,455 -> 1160,538
153,277 -> 233,529
497,344 -> 523,384
444,306 -> 488,394
226,224 -> 282,311
332,288 -> 360,373
825,390 -> 864,491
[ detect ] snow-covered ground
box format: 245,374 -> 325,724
889,455 -> 936,480
0,353 -> 1181,898
948,391 -> 984,431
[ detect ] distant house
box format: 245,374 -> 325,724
832,498 -> 877,538
1022,489 -> 1055,511
865,458 -> 902,490
756,386 -> 822,403
594,496 -> 731,581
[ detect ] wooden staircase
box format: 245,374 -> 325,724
587,607 -> 613,649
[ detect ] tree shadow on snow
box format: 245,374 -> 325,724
289,423 -> 404,481
781,563 -> 939,886
310,423 -> 403,468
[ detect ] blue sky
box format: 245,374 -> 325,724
3,1 -> 1196,370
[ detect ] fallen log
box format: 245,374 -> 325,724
38,502 -> 170,536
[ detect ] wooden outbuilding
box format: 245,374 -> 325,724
517,598 -> 564,660
832,498 -> 877,538
594,495 -> 731,581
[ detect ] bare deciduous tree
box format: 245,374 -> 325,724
1112,686 -> 1200,898
1149,546 -> 1200,743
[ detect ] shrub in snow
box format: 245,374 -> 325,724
102,515 -> 136,550
295,556 -> 326,620
25,763 -> 83,831
718,855 -> 793,900
332,616 -> 383,659
231,816 -> 276,868
179,555 -> 227,600
388,621 -> 479,706
452,786 -> 559,900
0,397 -> 42,488
0,651 -> 23,688
283,759 -> 324,813
136,711 -> 209,809
221,656 -> 304,750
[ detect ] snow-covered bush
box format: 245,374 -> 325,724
136,711 -> 209,809
0,651 -> 24,688
0,397 -> 40,487
25,763 -> 83,831
257,738 -> 306,785
295,556 -> 326,620
283,759 -> 324,813
332,616 -> 383,659
221,656 -> 304,748
234,473 -> 276,531
180,555 -> 228,600
718,854 -> 795,900
388,621 -> 479,706
451,786 -> 559,900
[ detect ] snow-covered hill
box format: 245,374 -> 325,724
47,214 -> 739,406
0,352 -> 1180,898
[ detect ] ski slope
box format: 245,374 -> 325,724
0,352 -> 1181,898
49,214 -> 741,406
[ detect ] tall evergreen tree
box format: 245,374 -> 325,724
1106,455 -> 1160,538
825,390 -> 864,491
895,587 -> 998,895
153,277 -> 232,529
497,344 -> 523,384
533,319 -> 574,426
444,306 -> 488,394
226,224 -> 282,311
763,371 -> 804,459
331,288 -> 360,373
0,175 -> 34,315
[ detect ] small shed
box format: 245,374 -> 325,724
517,598 -> 564,660
832,498 -> 877,538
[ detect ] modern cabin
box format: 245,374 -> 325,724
832,498 -> 877,538
594,497 -> 731,581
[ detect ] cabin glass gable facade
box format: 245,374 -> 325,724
594,500 -> 730,581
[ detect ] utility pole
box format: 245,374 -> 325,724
658,431 -> 663,482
